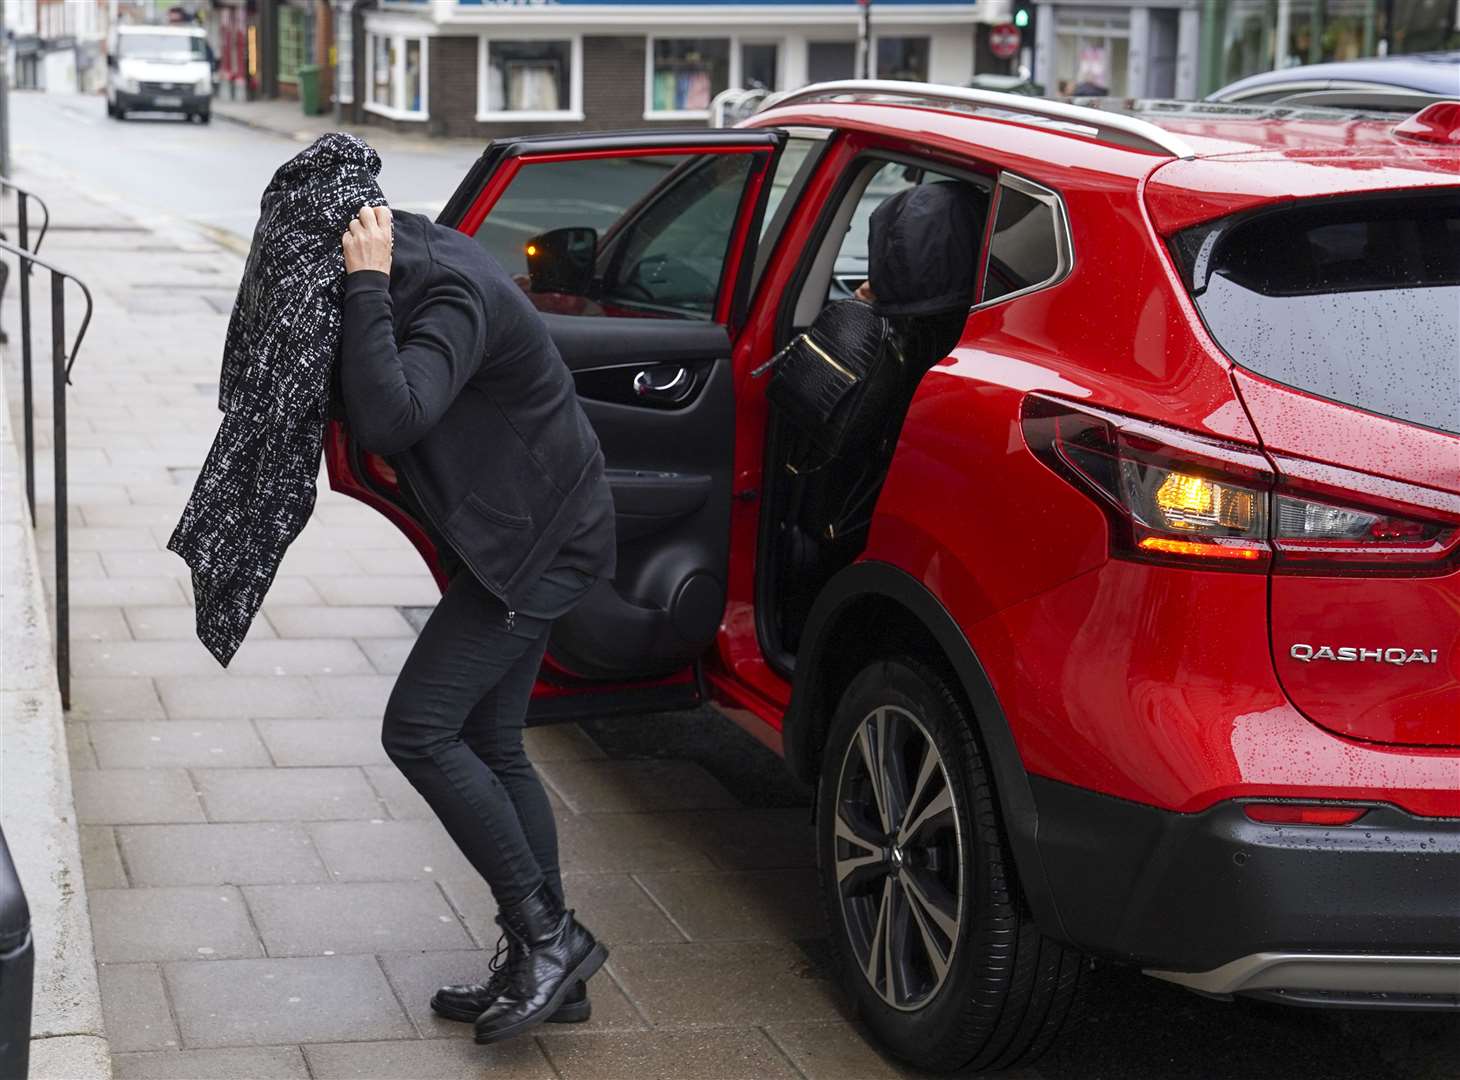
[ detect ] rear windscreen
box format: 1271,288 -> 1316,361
1177,192 -> 1460,435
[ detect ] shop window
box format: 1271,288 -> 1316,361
876,36 -> 930,81
1218,0 -> 1391,86
647,38 -> 730,116
1053,12 -> 1130,96
404,39 -> 423,112
740,42 -> 779,91
365,31 -> 427,120
480,38 -> 579,119
370,34 -> 393,108
336,18 -> 354,104
808,41 -> 857,82
278,5 -> 306,84
1388,0 -> 1456,52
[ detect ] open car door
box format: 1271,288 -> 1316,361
326,129 -> 787,720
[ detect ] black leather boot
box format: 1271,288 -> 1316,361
430,934 -> 593,1024
472,882 -> 607,1045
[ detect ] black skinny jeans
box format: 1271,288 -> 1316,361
381,571 -> 567,908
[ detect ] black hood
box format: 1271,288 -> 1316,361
867,181 -> 988,317
385,209 -> 436,315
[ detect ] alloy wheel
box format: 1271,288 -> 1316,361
833,704 -> 965,1011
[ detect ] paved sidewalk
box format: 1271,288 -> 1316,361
211,95 -> 479,153
0,169 -> 932,1079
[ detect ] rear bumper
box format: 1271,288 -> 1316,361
1030,776 -> 1460,1008
1148,952 -> 1460,1009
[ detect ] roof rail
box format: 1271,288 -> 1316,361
757,80 -> 1198,159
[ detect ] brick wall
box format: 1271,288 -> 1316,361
364,34 -> 676,140
428,35 -> 477,137
578,36 -> 652,134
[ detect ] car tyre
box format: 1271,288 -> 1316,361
198,110 -> 211,125
816,657 -> 1084,1074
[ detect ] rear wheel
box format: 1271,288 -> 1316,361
816,657 -> 1084,1074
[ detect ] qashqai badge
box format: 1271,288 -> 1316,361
1289,643 -> 1439,666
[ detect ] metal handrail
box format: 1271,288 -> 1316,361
0,177 -> 52,519
757,80 -> 1200,159
0,176 -> 50,256
0,234 -> 93,709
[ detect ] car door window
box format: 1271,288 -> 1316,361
750,134 -> 828,295
826,161 -> 920,301
470,148 -> 770,321
978,175 -> 1072,304
598,153 -> 755,318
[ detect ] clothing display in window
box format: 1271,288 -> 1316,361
168,134 -> 386,665
505,61 -> 561,111
653,67 -> 712,110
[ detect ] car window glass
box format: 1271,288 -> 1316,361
1186,192 -> 1460,434
470,150 -> 763,320
119,34 -> 207,60
981,186 -> 1061,303
599,153 -> 755,318
751,136 -> 826,295
826,161 -> 919,302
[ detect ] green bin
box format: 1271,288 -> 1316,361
298,64 -> 323,116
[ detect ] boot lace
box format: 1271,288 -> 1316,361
482,933 -> 513,995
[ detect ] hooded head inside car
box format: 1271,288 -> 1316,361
866,180 -> 988,318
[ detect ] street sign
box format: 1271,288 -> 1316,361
989,23 -> 1022,60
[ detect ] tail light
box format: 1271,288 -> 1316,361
1021,395 -> 1460,575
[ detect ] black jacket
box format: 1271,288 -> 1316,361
339,211 -> 614,609
169,134 -> 386,665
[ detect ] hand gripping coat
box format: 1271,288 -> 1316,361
169,133 -> 386,665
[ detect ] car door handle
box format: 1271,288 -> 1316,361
633,366 -> 691,401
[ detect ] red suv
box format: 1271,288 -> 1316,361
328,85 -> 1460,1073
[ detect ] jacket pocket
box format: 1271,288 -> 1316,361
462,492 -> 531,530
446,493 -> 536,593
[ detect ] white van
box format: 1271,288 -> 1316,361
106,25 -> 214,123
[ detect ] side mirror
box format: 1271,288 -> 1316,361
524,227 -> 597,296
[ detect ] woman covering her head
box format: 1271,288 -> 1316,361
336,170 -> 616,1047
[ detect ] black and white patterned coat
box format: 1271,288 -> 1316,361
169,133 -> 386,665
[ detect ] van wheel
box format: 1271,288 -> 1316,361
816,657 -> 1084,1074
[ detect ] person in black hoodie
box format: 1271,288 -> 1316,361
339,204 -> 615,1046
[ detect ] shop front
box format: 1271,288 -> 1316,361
357,0 -> 990,137
1207,0 -> 1457,92
211,0 -> 259,101
1032,0 -> 1202,97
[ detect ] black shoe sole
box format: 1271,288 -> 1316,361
430,992 -> 592,1025
474,944 -> 608,1044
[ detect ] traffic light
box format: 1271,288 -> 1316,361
1013,3 -> 1032,29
